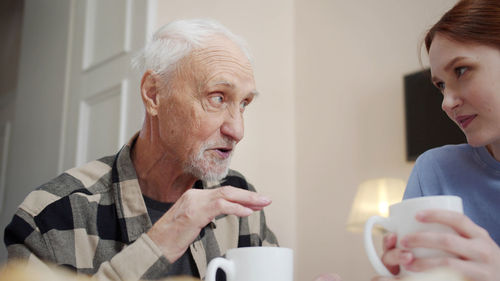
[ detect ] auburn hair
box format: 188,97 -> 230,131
425,0 -> 500,52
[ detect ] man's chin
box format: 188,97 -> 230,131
184,163 -> 229,183
199,166 -> 229,182
185,154 -> 232,182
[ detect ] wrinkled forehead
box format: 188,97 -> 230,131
189,35 -> 254,77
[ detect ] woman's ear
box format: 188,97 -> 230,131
141,70 -> 160,116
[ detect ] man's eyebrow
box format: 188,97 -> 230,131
213,80 -> 234,87
212,80 -> 259,97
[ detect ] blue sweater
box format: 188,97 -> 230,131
404,144 -> 500,246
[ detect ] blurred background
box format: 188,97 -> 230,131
0,0 -> 458,280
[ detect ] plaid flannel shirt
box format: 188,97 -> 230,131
4,137 -> 278,280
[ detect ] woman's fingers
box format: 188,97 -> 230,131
397,210 -> 500,281
381,248 -> 413,275
383,233 -> 397,252
401,230 -> 498,263
404,256 -> 491,281
313,273 -> 343,281
371,276 -> 400,281
380,233 -> 413,274
416,210 -> 489,240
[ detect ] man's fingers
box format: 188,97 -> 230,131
215,186 -> 271,207
148,186 -> 270,263
204,186 -> 272,220
174,187 -> 269,226
241,204 -> 266,211
212,197 -> 254,217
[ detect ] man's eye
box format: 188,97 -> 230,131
240,100 -> 249,110
210,95 -> 224,105
454,66 -> 467,78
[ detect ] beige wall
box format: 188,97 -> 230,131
0,0 -> 462,278
156,0 -> 458,280
295,1 -> 457,280
155,0 -> 297,249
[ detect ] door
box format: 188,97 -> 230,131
61,0 -> 154,169
0,0 -> 154,261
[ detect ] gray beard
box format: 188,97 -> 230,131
184,139 -> 235,182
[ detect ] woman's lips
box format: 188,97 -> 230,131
456,114 -> 477,129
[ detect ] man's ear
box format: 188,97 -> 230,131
141,70 -> 160,116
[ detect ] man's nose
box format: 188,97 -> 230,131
221,106 -> 244,143
441,89 -> 462,113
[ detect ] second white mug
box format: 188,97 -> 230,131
205,247 -> 293,281
364,195 -> 464,276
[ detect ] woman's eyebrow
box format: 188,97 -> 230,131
444,56 -> 467,72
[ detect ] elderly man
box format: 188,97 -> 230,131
4,19 -> 277,280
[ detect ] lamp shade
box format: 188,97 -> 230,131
346,178 -> 406,232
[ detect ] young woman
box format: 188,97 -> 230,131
374,1 -> 500,280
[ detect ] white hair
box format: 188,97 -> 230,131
132,19 -> 252,83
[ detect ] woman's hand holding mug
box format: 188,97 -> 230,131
366,196 -> 500,281
373,209 -> 500,281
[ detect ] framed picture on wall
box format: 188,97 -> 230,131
404,69 -> 466,161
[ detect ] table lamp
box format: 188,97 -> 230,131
346,177 -> 406,233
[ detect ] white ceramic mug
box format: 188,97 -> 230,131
364,195 -> 463,277
205,247 -> 293,281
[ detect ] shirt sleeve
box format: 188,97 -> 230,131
259,210 -> 279,247
5,209 -> 171,281
4,211 -> 53,263
94,234 -> 170,281
246,182 -> 279,247
403,155 -> 425,199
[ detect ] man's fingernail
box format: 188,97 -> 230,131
243,208 -> 253,216
260,196 -> 271,203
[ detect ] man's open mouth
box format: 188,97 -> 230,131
213,147 -> 233,159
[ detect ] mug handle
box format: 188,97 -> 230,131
364,216 -> 394,277
205,257 -> 235,281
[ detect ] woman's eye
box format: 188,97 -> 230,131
454,66 -> 467,78
435,81 -> 445,91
